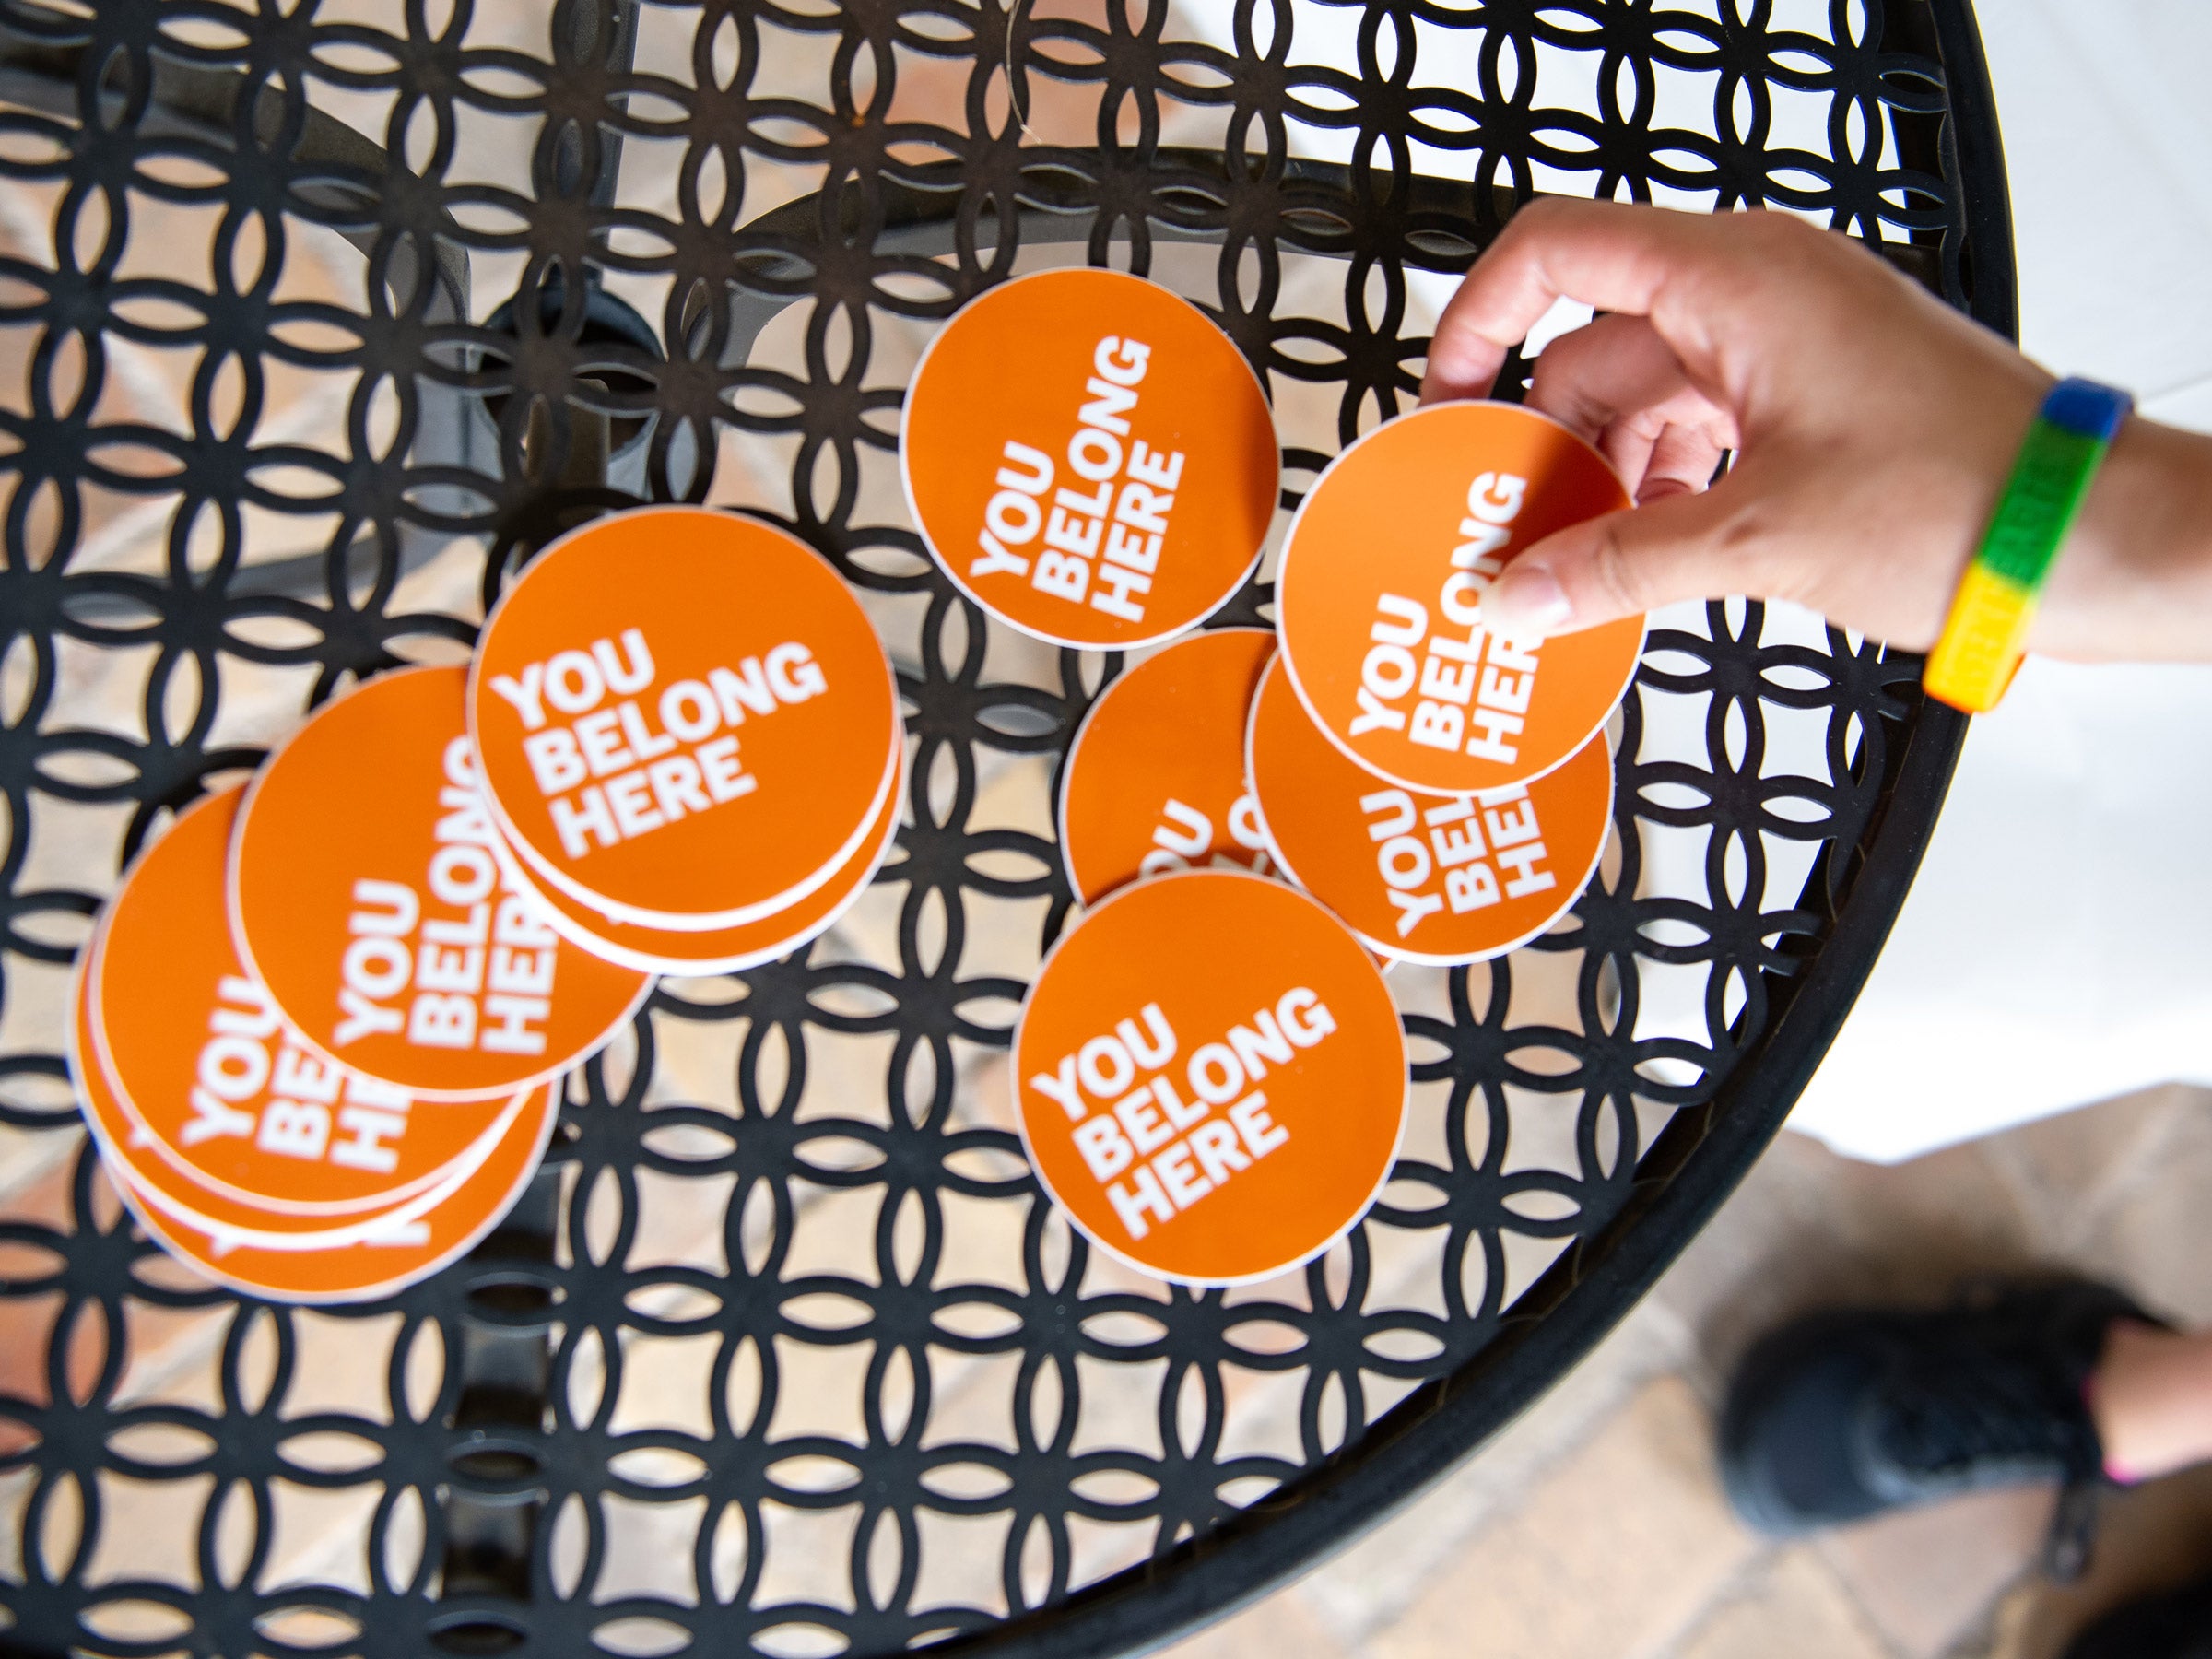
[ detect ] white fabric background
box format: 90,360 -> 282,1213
1783,0 -> 2212,1160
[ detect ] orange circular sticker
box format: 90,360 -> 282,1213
1275,400 -> 1639,793
502,735 -> 904,976
1013,869 -> 1405,1285
469,507 -> 900,929
902,269 -> 1279,650
1057,629 -> 1275,905
232,665 -> 653,1100
1246,656 -> 1613,965
87,787 -> 529,1216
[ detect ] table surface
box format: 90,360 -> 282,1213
0,2 -> 2000,1655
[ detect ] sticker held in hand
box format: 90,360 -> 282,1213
1246,655 -> 1614,965
902,268 -> 1279,651
1012,869 -> 1406,1285
469,507 -> 900,930
1274,401 -> 1640,794
1057,628 -> 1276,906
230,665 -> 653,1100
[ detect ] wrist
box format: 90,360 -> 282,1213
2032,414 -> 2212,664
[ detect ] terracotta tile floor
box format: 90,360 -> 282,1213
1167,1083 -> 2212,1659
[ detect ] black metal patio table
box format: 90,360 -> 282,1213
0,1 -> 2006,1654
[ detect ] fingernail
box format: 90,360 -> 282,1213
1490,562 -> 1572,634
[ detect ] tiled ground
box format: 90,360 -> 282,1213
1164,1082 -> 2212,1659
18,1085 -> 2211,1655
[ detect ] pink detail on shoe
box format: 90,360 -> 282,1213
2083,1373 -> 2140,1484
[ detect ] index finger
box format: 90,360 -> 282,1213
1420,198 -> 1739,405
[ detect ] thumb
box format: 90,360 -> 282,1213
1482,482 -> 1758,636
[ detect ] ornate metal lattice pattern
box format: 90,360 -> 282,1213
0,1 -> 1996,1654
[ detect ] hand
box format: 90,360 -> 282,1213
1420,199 -> 2212,664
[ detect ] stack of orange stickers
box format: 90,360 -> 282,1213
469,507 -> 903,966
1248,400 -> 1633,961
1014,871 -> 1405,1285
490,746 -> 902,976
902,268 -> 1279,651
74,788 -> 561,1301
68,505 -> 908,1302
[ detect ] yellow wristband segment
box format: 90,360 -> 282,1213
1924,562 -> 2038,712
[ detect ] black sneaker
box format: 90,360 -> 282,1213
1718,1278 -> 2155,1577
2064,1571 -> 2212,1659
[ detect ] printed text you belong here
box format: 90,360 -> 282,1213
488,628 -> 829,860
1350,471 -> 1544,767
337,737 -> 562,1058
1030,992 -> 1335,1241
971,335 -> 1187,625
186,975 -> 418,1171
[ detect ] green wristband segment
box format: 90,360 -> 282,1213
1974,419 -> 2107,589
1924,377 -> 2132,713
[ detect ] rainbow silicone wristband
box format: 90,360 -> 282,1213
1923,377 -> 2133,713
